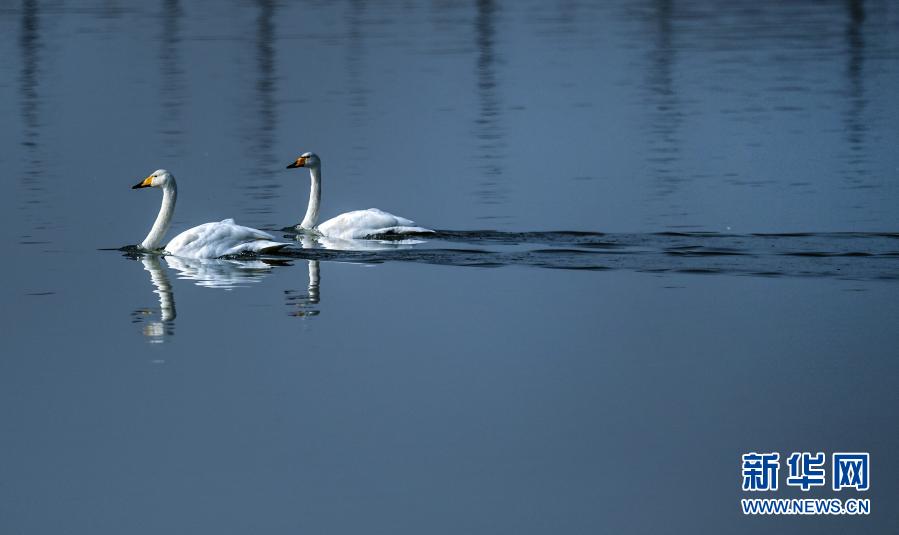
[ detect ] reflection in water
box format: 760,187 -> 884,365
346,0 -> 368,125
127,234 -> 425,336
344,0 -> 371,177
281,234 -> 424,317
18,0 -> 46,243
282,235 -> 321,317
843,0 -> 868,186
472,0 -> 507,213
242,0 -> 280,221
643,0 -> 684,202
293,232 -> 424,251
285,260 -> 320,318
129,252 -> 299,340
159,0 -> 185,159
130,253 -> 287,340
164,255 -> 277,289
132,256 -> 176,342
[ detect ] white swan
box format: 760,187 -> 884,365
132,169 -> 289,259
285,152 -> 434,239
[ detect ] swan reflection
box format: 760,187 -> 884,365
132,253 -> 289,342
163,255 -> 277,289
285,259 -> 320,318
279,233 -> 417,317
295,232 -> 425,251
132,251 -> 324,339
132,255 -> 176,343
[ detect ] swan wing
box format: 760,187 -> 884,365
317,208 -> 434,240
165,219 -> 289,258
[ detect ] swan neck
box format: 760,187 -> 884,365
141,181 -> 176,250
301,166 -> 321,229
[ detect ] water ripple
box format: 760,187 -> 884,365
260,230 -> 899,281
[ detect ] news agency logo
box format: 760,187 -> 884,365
741,452 -> 780,492
786,452 -> 825,491
740,452 -> 870,515
832,453 -> 869,491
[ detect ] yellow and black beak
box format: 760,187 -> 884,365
286,157 -> 306,169
132,175 -> 153,189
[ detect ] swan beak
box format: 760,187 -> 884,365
132,175 -> 153,189
286,157 -> 306,169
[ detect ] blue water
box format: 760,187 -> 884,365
2,1 -> 899,533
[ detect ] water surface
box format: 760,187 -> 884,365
1,1 -> 898,533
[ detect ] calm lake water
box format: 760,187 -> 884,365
2,0 -> 899,533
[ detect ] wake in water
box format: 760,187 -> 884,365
268,229 -> 899,281
115,230 -> 899,281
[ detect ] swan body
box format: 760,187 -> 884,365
164,218 -> 287,258
285,152 -> 433,239
317,208 -> 429,240
133,169 -> 288,259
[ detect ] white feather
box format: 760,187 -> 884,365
317,208 -> 433,240
135,170 -> 289,259
165,219 -> 288,258
290,153 -> 434,240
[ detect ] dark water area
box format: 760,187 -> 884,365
263,229 -> 899,280
2,1 -> 899,533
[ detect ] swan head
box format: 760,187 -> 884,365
286,152 -> 320,170
132,169 -> 174,189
